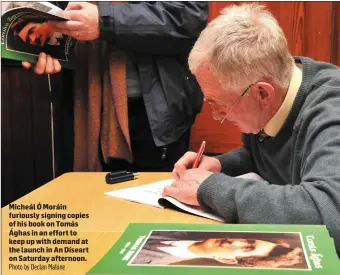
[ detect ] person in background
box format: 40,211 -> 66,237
24,1 -> 209,172
162,3 -> 340,256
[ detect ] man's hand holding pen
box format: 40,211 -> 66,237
172,152 -> 222,180
163,141 -> 222,206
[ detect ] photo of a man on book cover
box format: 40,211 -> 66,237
6,13 -> 68,60
130,230 -> 309,270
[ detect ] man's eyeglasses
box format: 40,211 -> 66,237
204,83 -> 254,124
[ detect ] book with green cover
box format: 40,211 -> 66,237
1,2 -> 77,68
87,223 -> 339,275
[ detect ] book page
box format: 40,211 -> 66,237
158,196 -> 225,222
1,3 -> 11,15
2,2 -> 63,17
105,172 -> 264,222
105,178 -> 225,222
104,179 -> 174,208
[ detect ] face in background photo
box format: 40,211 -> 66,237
184,237 -> 306,268
6,14 -> 67,60
11,16 -> 60,46
130,231 -> 308,269
188,238 -> 285,263
17,21 -> 52,46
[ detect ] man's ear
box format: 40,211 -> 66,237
253,82 -> 275,108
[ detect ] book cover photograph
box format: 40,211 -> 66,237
130,230 -> 309,269
1,1 -> 77,67
87,223 -> 339,275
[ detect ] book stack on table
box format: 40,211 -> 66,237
87,223 -> 339,275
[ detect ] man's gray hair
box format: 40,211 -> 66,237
189,3 -> 295,91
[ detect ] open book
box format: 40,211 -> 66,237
1,1 -> 77,67
105,172 -> 264,222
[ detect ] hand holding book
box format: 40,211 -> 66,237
48,2 -> 100,41
22,52 -> 61,74
1,2 -> 77,70
19,2 -> 100,74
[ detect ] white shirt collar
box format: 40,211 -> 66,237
263,64 -> 302,137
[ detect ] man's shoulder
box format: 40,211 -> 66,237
296,56 -> 340,87
312,67 -> 340,89
293,58 -> 340,130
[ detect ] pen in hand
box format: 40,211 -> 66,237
192,141 -> 206,168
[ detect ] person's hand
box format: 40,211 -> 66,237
162,179 -> 200,206
49,2 -> 99,41
173,151 -> 222,180
180,168 -> 213,184
22,53 -> 61,74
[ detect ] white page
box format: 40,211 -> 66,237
105,179 -> 174,208
105,172 -> 264,222
105,179 -> 225,222
2,1 -> 63,17
158,197 -> 225,222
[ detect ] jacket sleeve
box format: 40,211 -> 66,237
197,90 -> 340,254
98,1 -> 209,55
214,134 -> 256,176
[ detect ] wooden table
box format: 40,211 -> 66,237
2,172 -> 218,275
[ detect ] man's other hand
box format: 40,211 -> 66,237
22,53 -> 61,74
173,151 -> 222,180
49,2 -> 99,41
162,179 -> 200,206
180,168 -> 213,184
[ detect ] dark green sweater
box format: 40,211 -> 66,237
197,57 -> 340,255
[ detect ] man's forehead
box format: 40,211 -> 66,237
196,65 -> 220,83
197,63 -> 212,75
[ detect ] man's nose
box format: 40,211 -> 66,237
35,36 -> 42,46
212,113 -> 221,121
29,33 -> 36,45
213,109 -> 226,121
232,241 -> 248,247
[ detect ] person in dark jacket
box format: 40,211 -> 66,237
24,1 -> 209,171
162,4 -> 340,256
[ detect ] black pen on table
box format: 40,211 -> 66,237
105,171 -> 139,184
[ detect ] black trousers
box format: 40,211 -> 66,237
102,98 -> 190,172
